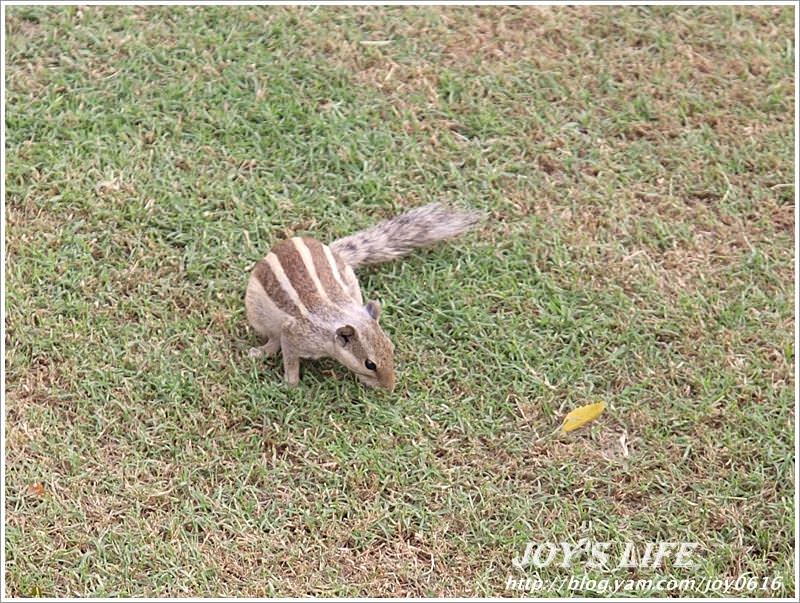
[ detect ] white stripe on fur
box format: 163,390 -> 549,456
266,251 -> 309,317
322,243 -> 350,298
292,237 -> 332,304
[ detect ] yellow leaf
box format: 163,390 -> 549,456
561,401 -> 607,433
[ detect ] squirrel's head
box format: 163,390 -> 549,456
331,300 -> 395,391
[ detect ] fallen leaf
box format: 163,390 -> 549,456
28,482 -> 45,497
561,401 -> 607,433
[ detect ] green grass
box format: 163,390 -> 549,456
4,5 -> 795,598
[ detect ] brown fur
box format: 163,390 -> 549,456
252,258 -> 299,317
271,239 -> 326,310
303,237 -> 350,303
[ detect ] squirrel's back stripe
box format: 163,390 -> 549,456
291,237 -> 333,305
252,255 -> 307,318
255,238 -> 355,320
271,238 -> 334,311
322,243 -> 350,295
301,237 -> 353,303
325,245 -> 361,303
268,251 -> 311,317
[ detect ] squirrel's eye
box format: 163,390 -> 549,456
365,359 -> 377,371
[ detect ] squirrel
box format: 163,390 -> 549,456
245,203 -> 482,390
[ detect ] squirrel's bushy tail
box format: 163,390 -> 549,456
330,203 -> 483,269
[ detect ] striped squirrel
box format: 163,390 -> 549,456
245,203 -> 481,389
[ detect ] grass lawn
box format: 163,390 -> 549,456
3,5 -> 796,598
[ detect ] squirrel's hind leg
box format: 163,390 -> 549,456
248,338 -> 280,358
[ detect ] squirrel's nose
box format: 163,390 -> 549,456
381,372 -> 396,391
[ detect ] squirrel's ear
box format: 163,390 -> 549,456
335,325 -> 355,346
365,300 -> 381,321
